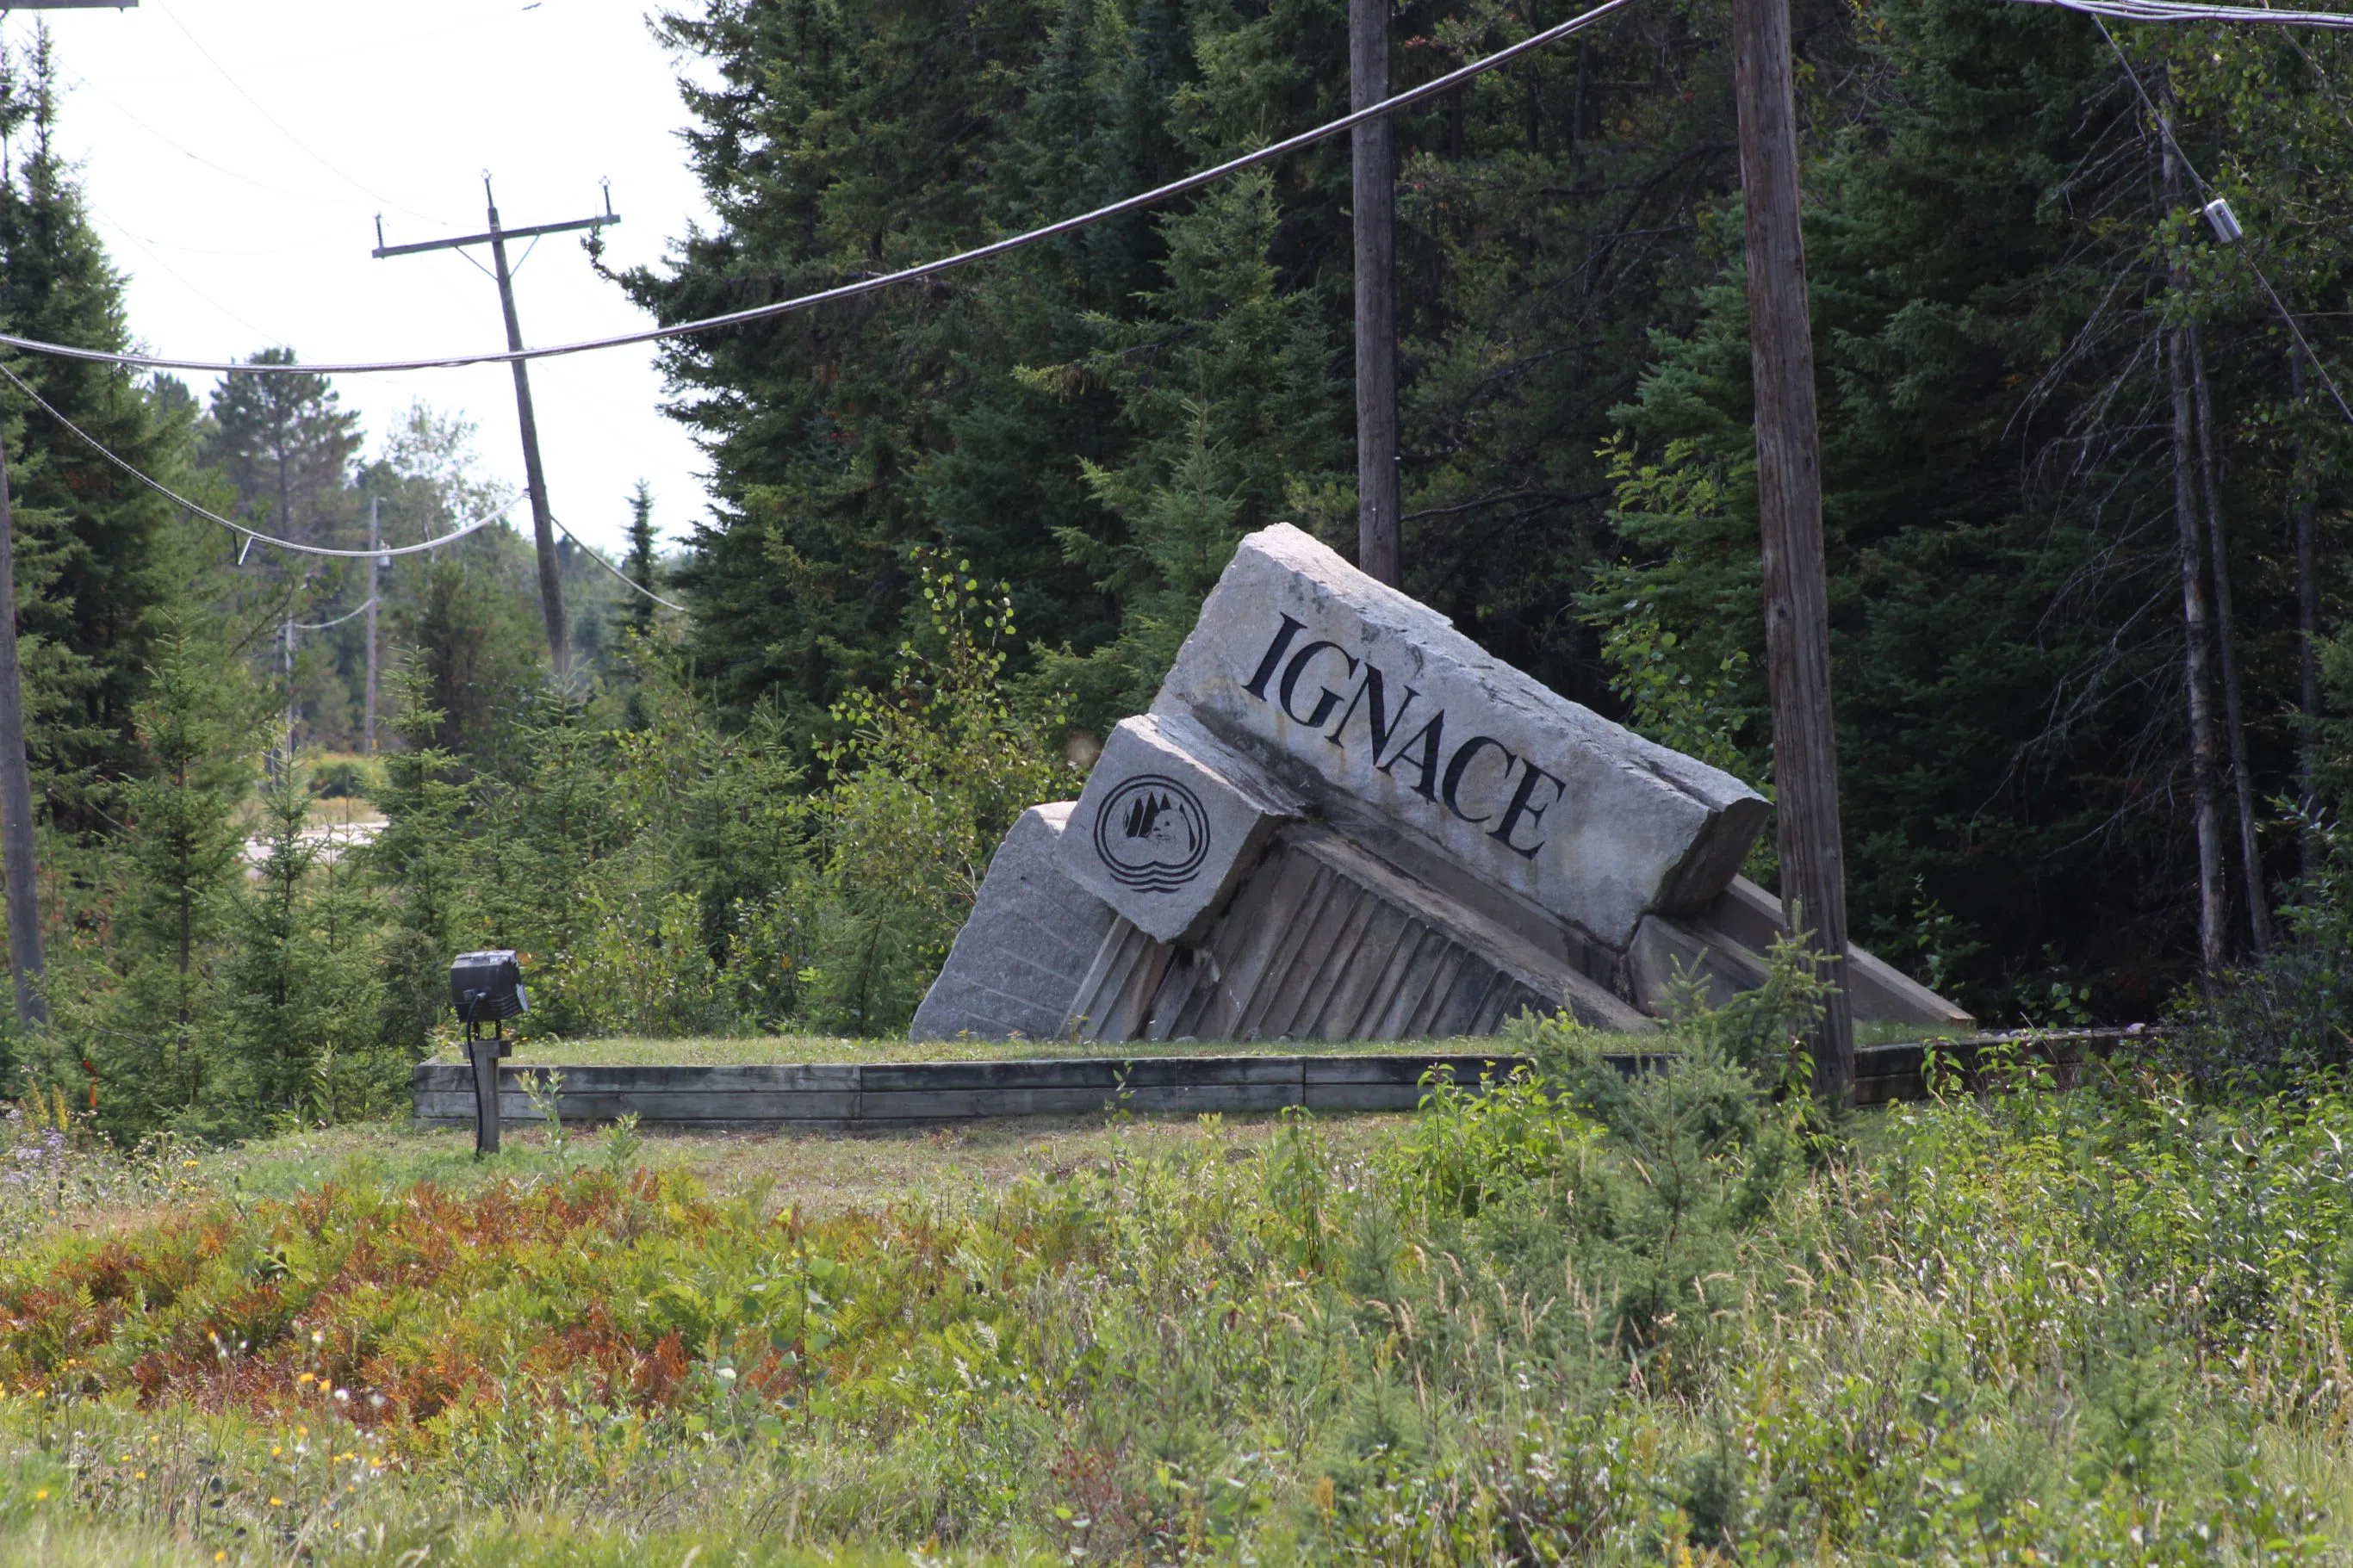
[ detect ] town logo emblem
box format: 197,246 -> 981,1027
1094,774 -> 1211,891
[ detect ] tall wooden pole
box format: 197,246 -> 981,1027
364,496 -> 380,755
2161,110 -> 2227,981
372,185 -> 618,682
1351,0 -> 1401,587
0,442 -> 47,1030
1731,0 -> 1852,1103
484,184 -> 570,679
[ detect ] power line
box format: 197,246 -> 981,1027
2014,0 -> 2353,26
550,513 -> 687,612
293,597 -> 376,632
0,0 -> 1644,379
148,0 -> 449,227
0,359 -> 523,558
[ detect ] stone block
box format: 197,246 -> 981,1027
1059,712 -> 1302,944
1696,876 -> 1976,1028
1065,823 -> 1655,1044
910,803 -> 1118,1041
1628,914 -> 1772,1015
1153,524 -> 1768,949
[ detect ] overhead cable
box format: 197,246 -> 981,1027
293,598 -> 376,632
0,361 -> 524,559
549,514 -> 688,612
2011,0 -> 2353,26
0,0 -> 1643,379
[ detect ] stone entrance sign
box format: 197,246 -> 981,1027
1154,526 -> 1766,949
915,524 -> 1971,1043
1059,712 -> 1301,944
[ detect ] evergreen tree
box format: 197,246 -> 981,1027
1030,170 -> 1344,728
391,559 -> 545,776
624,479 -> 660,641
71,612 -> 264,1135
1593,0 -> 2228,1013
0,28 -> 193,824
203,349 -> 361,548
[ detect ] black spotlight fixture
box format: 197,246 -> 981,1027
450,950 -> 528,1156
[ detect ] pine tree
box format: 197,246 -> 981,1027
203,349 -> 361,548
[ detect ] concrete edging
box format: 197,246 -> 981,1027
411,1029 -> 2142,1131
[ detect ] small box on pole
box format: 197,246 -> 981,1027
450,950 -> 527,1155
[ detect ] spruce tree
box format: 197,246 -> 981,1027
624,479 -> 659,641
1593,0 -> 2206,1012
0,28 -> 190,826
71,611 -> 264,1135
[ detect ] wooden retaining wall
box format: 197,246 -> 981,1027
413,1028 -> 2141,1131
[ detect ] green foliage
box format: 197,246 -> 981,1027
1586,0 -> 2250,1019
388,561 -> 544,775
1391,1065 -> 1602,1219
0,30 -> 189,827
11,1063 -> 2353,1562
52,612 -> 264,1137
309,759 -> 375,801
630,0 -> 1778,741
1029,171 -> 1344,729
803,564 -> 1076,1033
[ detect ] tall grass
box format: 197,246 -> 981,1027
5,1051 -> 2353,1562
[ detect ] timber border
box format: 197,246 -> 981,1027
411,1027 -> 2144,1131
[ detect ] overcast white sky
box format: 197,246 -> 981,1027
18,0 -> 717,555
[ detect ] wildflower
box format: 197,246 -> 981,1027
269,1497 -> 283,1507
31,1489 -> 47,1502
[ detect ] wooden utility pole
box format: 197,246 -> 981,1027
373,180 -> 619,679
1731,0 -> 1853,1103
2160,116 -> 2227,981
1351,0 -> 1401,587
0,443 -> 45,1030
364,496 -> 380,755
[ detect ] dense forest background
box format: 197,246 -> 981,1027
3,0 -> 2352,1133
622,0 -> 2353,1020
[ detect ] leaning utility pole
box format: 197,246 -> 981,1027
1732,0 -> 1853,1104
0,443 -> 45,1029
373,180 -> 618,679
364,496 -> 381,755
1351,0 -> 1401,587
